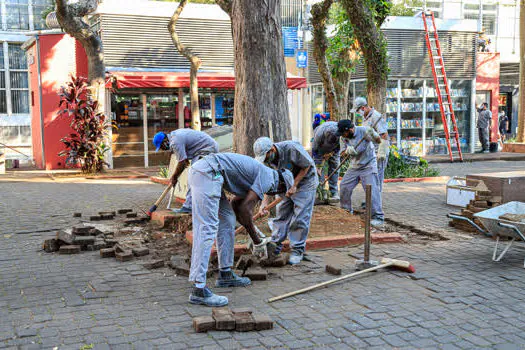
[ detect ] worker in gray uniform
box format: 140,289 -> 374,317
337,120 -> 385,227
477,102 -> 492,153
353,97 -> 390,192
253,137 -> 318,265
188,152 -> 293,307
312,121 -> 341,201
152,129 -> 219,214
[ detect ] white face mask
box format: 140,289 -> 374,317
356,108 -> 365,117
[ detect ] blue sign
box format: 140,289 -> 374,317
282,26 -> 298,57
296,50 -> 307,68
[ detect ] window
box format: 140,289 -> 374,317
6,0 -> 30,30
0,45 -> 6,114
33,0 -> 53,30
8,44 -> 29,114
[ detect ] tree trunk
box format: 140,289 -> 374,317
517,0 -> 525,142
55,0 -> 104,86
168,0 -> 202,131
341,0 -> 388,113
311,0 -> 338,119
333,71 -> 351,119
216,0 -> 291,155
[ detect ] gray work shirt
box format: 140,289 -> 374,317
312,121 -> 340,155
193,153 -> 278,200
341,126 -> 378,173
477,109 -> 492,129
272,141 -> 319,192
168,129 -> 219,162
362,108 -> 390,155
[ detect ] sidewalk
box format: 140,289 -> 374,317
425,151 -> 525,164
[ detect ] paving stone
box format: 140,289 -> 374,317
56,230 -> 75,245
118,209 -> 133,214
233,312 -> 255,332
325,264 -> 342,275
212,308 -> 235,331
73,212 -> 82,217
143,260 -> 164,269
59,245 -> 81,254
100,248 -> 115,258
126,212 -> 138,218
253,314 -> 273,331
42,238 -> 59,253
115,251 -> 133,262
243,268 -> 267,281
132,247 -> 150,257
72,226 -> 95,235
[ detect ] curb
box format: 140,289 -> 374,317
151,176 -> 170,185
185,230 -> 404,255
86,174 -> 149,180
383,176 -> 449,183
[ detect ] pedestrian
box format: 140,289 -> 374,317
337,120 -> 385,228
187,152 -> 293,306
352,97 -> 390,192
498,109 -> 508,143
312,121 -> 341,201
253,137 -> 318,265
152,129 -> 219,213
476,103 -> 492,153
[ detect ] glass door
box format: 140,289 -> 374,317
399,80 -> 424,156
112,94 -> 146,168
147,94 -> 178,167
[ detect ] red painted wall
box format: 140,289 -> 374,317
28,34 -> 88,170
28,42 -> 43,169
476,52 -> 500,142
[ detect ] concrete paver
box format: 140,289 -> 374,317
1,161 -> 525,349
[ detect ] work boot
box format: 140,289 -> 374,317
371,219 -> 385,228
330,193 -> 340,201
172,206 -> 191,214
288,250 -> 303,265
189,286 -> 228,307
215,270 -> 251,288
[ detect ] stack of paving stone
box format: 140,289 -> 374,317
233,254 -> 289,281
193,307 -> 273,333
449,190 -> 502,233
42,226 -> 118,254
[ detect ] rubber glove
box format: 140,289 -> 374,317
345,146 -> 358,157
377,139 -> 389,161
247,226 -> 266,251
251,236 -> 272,260
366,127 -> 380,140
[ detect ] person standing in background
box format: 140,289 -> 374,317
477,103 -> 492,153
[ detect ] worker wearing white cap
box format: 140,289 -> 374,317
253,137 -> 318,265
188,152 -> 293,306
352,97 -> 390,192
153,129 -> 219,214
311,121 -> 341,201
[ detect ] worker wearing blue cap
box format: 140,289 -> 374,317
152,129 -> 219,214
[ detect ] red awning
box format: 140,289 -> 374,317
107,71 -> 307,90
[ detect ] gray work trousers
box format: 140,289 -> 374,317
313,151 -> 340,195
340,168 -> 384,220
377,156 -> 388,193
478,127 -> 489,151
188,167 -> 235,285
269,189 -> 316,254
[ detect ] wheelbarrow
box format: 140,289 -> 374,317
448,201 -> 525,268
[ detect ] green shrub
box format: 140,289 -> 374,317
158,166 -> 169,178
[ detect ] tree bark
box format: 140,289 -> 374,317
333,71 -> 351,118
168,0 -> 202,130
55,0 -> 104,86
341,0 -> 388,112
218,0 -> 291,155
517,0 -> 525,142
311,0 -> 339,119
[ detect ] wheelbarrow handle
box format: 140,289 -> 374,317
498,222 -> 525,242
447,214 -> 492,237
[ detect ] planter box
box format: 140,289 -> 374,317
467,171 -> 525,203
503,143 -> 525,153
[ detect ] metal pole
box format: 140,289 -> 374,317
364,184 -> 372,263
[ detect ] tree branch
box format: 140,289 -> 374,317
215,0 -> 232,15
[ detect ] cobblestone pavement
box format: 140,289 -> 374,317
1,162 -> 525,349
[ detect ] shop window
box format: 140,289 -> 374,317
8,44 -> 29,114
33,0 -> 53,30
6,0 -> 30,30
482,14 -> 496,35
0,126 -> 20,144
0,45 -> 6,114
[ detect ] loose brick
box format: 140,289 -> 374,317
56,230 -> 75,245
118,209 -> 133,214
59,245 -> 81,254
234,312 -> 255,332
126,212 -> 138,218
212,308 -> 236,331
105,238 -> 118,247
72,226 -> 95,236
99,211 -> 116,216
243,268 -> 267,281
73,236 -> 96,246
253,314 -> 273,331
90,215 -> 102,221
73,212 -> 82,217
93,240 -> 107,250
100,248 -> 115,258
193,316 -> 216,333
116,250 -> 133,262
143,260 -> 164,269
325,264 -> 342,276
260,254 -> 287,267
235,255 -> 256,271
132,247 -> 150,257
100,214 -> 115,220
42,239 -> 60,253
231,308 -> 253,315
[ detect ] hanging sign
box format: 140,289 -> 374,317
296,50 -> 307,68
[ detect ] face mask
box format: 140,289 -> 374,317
266,152 -> 276,164
355,108 -> 364,117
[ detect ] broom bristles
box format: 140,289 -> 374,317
381,258 -> 416,273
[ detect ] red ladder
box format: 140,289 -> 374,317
422,10 -> 463,162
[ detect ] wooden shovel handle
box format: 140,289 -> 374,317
235,197 -> 283,235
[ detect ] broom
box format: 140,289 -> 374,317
267,258 -> 415,303
146,184 -> 173,218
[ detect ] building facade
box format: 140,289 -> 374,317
0,0 -> 52,164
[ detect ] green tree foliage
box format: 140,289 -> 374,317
389,0 -> 423,16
